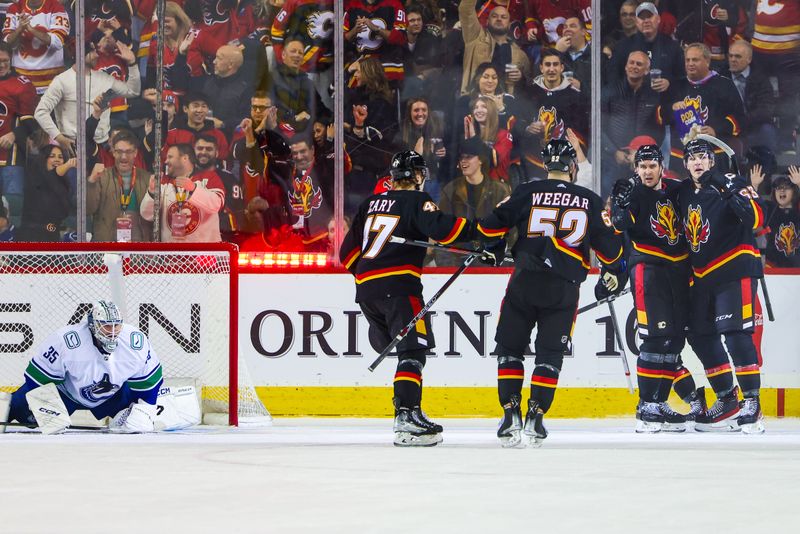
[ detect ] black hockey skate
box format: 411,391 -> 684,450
497,394 -> 523,448
635,401 -> 664,433
658,402 -> 687,432
522,399 -> 547,447
736,396 -> 765,435
393,407 -> 443,447
695,387 -> 740,432
685,387 -> 706,421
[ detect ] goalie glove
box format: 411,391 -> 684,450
110,400 -> 157,433
594,264 -> 628,300
611,175 -> 639,209
480,239 -> 506,267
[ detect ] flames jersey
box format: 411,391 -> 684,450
22,320 -> 163,408
763,202 -> 800,267
752,0 -> 800,55
271,0 -> 335,72
676,172 -> 764,285
3,0 -> 69,94
0,73 -> 37,166
612,178 -> 689,268
95,52 -> 129,112
343,0 -> 407,81
340,189 -> 471,302
477,179 -> 623,284
525,0 -> 592,45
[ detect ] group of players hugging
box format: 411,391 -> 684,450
0,137 -> 766,442
341,136 -> 767,447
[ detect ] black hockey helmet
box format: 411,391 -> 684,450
541,138 -> 577,173
683,138 -> 715,165
389,150 -> 429,186
634,144 -> 663,165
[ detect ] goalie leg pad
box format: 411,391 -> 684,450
26,383 -> 71,435
154,386 -> 202,431
110,400 -> 157,433
0,392 -> 10,433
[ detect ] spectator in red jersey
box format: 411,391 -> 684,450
183,0 -> 248,78
91,28 -> 135,128
270,0 -> 335,111
85,0 -> 133,41
0,41 -> 38,227
344,0 -> 408,86
144,1 -> 193,94
163,92 -> 230,165
141,143 -> 226,242
2,0 -> 69,95
463,95 -> 512,182
193,134 -> 246,244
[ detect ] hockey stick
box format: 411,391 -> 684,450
367,251 -> 481,372
388,236 -> 515,264
577,286 -> 631,315
695,134 -> 776,321
607,300 -> 635,394
0,421 -> 108,432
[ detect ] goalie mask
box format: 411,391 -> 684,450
542,139 -> 577,177
88,300 -> 123,354
390,150 -> 429,190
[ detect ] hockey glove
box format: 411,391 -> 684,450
594,265 -> 628,300
110,400 -> 157,433
699,170 -> 732,196
480,239 -> 506,267
611,175 -> 639,209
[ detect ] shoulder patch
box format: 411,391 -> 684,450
130,332 -> 144,350
422,201 -> 439,212
63,331 -> 81,349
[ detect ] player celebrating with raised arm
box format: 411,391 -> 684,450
1,300 -> 163,434
477,139 -> 626,447
610,145 -> 703,433
676,139 -> 766,433
339,151 -> 472,447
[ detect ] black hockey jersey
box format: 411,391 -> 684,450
612,178 -> 689,267
763,202 -> 800,268
477,179 -> 623,284
340,190 -> 471,302
676,172 -> 764,285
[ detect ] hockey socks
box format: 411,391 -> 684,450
393,359 -> 423,409
636,352 -> 664,403
530,364 -> 559,413
704,363 -> 735,398
497,355 -> 524,406
671,363 -> 698,403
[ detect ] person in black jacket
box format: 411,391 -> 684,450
727,40 -> 778,153
201,45 -> 254,139
400,4 -> 444,102
18,144 -> 73,242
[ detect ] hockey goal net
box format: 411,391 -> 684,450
0,242 -> 270,426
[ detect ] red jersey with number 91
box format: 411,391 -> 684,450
0,73 -> 37,165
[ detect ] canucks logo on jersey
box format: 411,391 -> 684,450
80,373 -> 120,403
649,200 -> 680,245
684,204 -> 711,252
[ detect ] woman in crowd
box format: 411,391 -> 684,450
453,62 -> 523,143
464,95 -> 513,182
18,145 -> 74,242
751,166 -> 800,267
393,97 -> 447,201
145,1 -> 193,92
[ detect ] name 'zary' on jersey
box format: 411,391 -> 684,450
612,178 -> 688,267
477,179 -> 623,283
339,190 -> 471,302
23,321 -> 163,408
676,172 -> 764,285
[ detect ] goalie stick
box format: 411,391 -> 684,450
695,134 -> 775,321
368,251 -> 481,372
0,421 -> 108,432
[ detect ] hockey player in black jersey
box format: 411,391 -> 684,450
676,139 -> 766,433
476,139 -> 626,447
611,144 -> 704,433
339,150 -> 473,447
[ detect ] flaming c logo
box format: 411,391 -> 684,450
649,200 -> 680,245
538,106 -> 565,143
289,172 -> 323,218
307,10 -> 335,40
775,222 -> 799,257
684,204 -> 710,252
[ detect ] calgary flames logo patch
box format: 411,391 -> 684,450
289,172 -> 322,218
538,106 -> 565,143
650,200 -> 680,245
684,204 -> 710,252
775,222 -> 800,258
307,10 -> 335,40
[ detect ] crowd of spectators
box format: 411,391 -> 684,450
0,0 -> 796,266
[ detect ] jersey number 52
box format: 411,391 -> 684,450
528,207 -> 588,246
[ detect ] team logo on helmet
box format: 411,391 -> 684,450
307,10 -> 335,40
538,106 -> 565,143
649,200 -> 680,245
289,172 -> 323,217
775,222 -> 800,258
684,204 -> 710,252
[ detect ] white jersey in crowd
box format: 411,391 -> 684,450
23,320 -> 163,409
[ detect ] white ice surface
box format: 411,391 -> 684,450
2,418 -> 800,534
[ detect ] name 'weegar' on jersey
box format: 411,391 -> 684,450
676,171 -> 765,285
23,321 -> 163,408
612,178 -> 689,267
339,190 -> 471,302
477,179 -> 624,282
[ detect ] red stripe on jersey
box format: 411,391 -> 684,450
750,199 -> 764,230
439,218 -> 467,245
692,245 -> 760,278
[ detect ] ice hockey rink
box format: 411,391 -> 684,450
2,417 -> 800,533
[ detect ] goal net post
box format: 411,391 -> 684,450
0,242 -> 270,426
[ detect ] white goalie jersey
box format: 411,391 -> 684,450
23,321 -> 163,409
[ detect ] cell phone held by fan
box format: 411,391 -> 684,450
98,89 -> 115,110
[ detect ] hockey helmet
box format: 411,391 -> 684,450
683,139 -> 715,166
634,144 -> 663,165
542,138 -> 577,174
88,300 -> 123,354
390,150 -> 429,187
